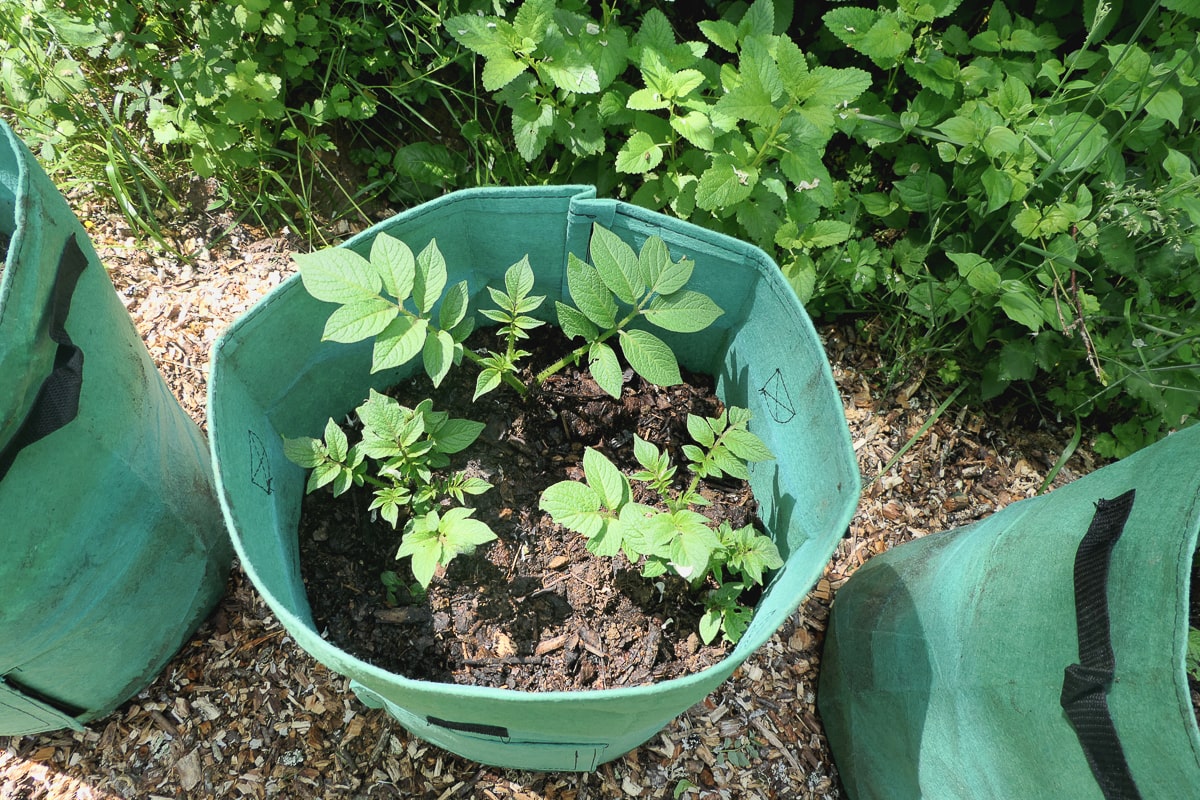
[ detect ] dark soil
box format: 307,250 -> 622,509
1191,553 -> 1200,727
298,325 -> 763,691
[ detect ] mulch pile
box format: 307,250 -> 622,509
0,199 -> 1101,799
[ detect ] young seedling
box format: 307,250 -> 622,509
283,389 -> 494,588
539,406 -> 782,644
286,222 -> 731,599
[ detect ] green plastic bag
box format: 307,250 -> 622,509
209,185 -> 859,771
819,424 -> 1200,799
0,121 -> 233,735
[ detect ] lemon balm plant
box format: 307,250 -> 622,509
282,219 -> 776,644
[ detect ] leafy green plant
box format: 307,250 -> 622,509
539,407 -> 780,645
282,390 -> 493,586
285,222 -> 742,597
1187,626 -> 1200,683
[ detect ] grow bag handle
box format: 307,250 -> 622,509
0,234 -> 86,482
1060,489 -> 1143,800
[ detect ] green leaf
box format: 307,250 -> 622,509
633,434 -> 662,473
505,256 -> 536,301
698,607 -> 724,644
322,297 -> 398,343
590,224 -> 643,303
1043,113 -> 1107,173
282,436 -> 325,468
444,14 -> 513,60
357,389 -> 405,442
296,248 -> 381,304
307,460 -> 342,493
619,329 -> 682,387
414,239 -> 448,314
616,131 -> 664,174
423,328 -> 455,387
723,427 -> 774,463
643,239 -> 693,296
998,280 -> 1045,331
556,301 -> 601,341
696,156 -> 758,212
794,65 -> 873,109
1145,88 -> 1183,127
567,253 -> 618,328
895,171 -> 948,213
948,252 -> 1001,294
643,290 -> 723,333
397,524 -> 441,588
670,110 -> 715,150
698,19 -> 738,52
687,413 -> 717,448
540,480 -> 605,538
589,341 -> 624,399
324,418 -> 349,462
433,418 -> 485,454
370,233 -> 416,301
473,368 -> 503,401
584,447 -> 631,511
482,52 -> 529,91
439,280 -> 469,330
372,316 -> 429,372
440,506 -> 497,551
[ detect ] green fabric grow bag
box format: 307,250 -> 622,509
209,185 -> 859,772
0,122 -> 233,736
819,424 -> 1200,799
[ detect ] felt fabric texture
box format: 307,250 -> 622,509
0,121 -> 232,735
819,424 -> 1200,799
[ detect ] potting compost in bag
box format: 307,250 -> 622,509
209,185 -> 860,771
0,121 -> 233,736
819,424 -> 1200,799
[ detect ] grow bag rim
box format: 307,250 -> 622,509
209,184 -> 860,702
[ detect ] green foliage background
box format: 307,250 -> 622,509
2,0 -> 1197,455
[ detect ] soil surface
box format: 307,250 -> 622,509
299,325 -> 760,691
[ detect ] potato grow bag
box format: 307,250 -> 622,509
0,121 -> 233,736
819,424 -> 1200,799
208,185 -> 860,772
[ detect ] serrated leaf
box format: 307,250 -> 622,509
482,52 -> 529,91
627,87 -> 671,111
590,223 -> 643,303
412,240 -> 448,315
372,316 -> 428,372
556,301 -> 600,341
370,233 -> 416,301
619,329 -> 682,387
670,110 -> 715,150
589,341 -> 624,399
696,157 -> 758,212
713,79 -> 777,127
616,131 -> 663,174
643,290 -> 723,333
567,253 -> 618,328
282,436 -> 325,468
423,328 -> 455,387
296,248 -> 381,305
794,65 -> 872,108
444,14 -> 513,60
698,19 -> 738,52
540,480 -> 604,538
583,447 -> 631,511
322,297 -> 398,343
823,7 -> 879,50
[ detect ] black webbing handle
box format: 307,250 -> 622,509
1060,489 -> 1142,800
0,234 -> 87,481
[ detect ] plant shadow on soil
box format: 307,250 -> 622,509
298,325 -> 764,692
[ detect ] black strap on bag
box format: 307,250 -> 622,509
1060,489 -> 1142,800
0,234 -> 87,482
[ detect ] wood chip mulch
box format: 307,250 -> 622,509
0,202 -> 1100,799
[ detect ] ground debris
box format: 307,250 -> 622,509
0,200 -> 1098,799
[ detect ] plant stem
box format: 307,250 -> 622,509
532,307 -> 642,387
